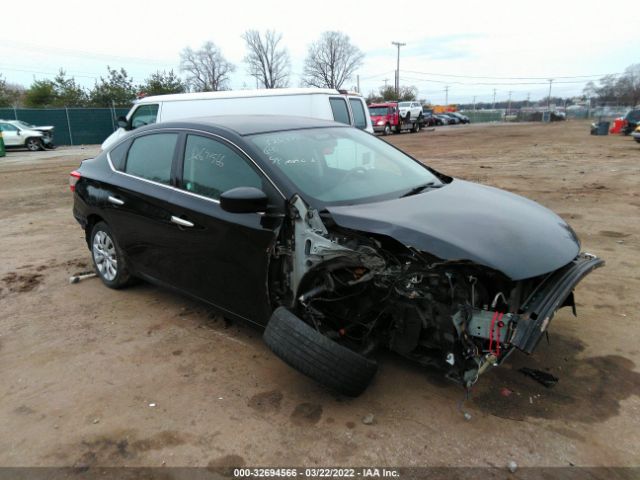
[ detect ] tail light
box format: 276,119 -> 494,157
69,171 -> 81,192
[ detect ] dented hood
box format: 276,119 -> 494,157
327,179 -> 580,280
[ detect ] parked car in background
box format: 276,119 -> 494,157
430,114 -> 445,126
435,114 -> 456,125
0,120 -> 47,151
632,125 -> 640,143
622,109 -> 640,135
447,112 -> 470,124
8,120 -> 55,148
102,88 -> 373,150
71,115 -> 603,396
369,102 -> 421,134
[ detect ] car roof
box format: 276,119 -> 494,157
152,115 -> 349,136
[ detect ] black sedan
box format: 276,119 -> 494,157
71,116 -> 603,396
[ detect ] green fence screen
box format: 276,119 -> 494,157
0,107 -> 130,146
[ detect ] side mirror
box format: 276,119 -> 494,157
220,187 -> 268,214
16,129 -> 21,136
117,116 -> 130,130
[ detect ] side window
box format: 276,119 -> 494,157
124,133 -> 177,184
109,141 -> 130,171
0,123 -> 18,132
329,97 -> 351,125
349,98 -> 367,130
130,104 -> 159,129
182,135 -> 262,200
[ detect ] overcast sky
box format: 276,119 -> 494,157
1,0 -> 637,104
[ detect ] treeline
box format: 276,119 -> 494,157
583,64 -> 640,107
0,30 -> 365,108
0,68 -> 185,108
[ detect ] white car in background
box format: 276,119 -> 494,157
0,120 -> 50,151
397,101 -> 423,122
8,120 -> 55,148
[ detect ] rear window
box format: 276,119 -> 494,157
125,133 -> 178,184
329,97 -> 351,125
349,98 -> 367,130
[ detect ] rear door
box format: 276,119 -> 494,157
329,97 -> 352,126
166,133 -> 283,324
348,97 -> 369,131
105,131 -> 180,281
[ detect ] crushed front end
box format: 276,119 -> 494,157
270,197 -> 604,388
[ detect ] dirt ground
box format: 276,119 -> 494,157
0,121 -> 638,470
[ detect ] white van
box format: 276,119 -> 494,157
102,88 -> 373,149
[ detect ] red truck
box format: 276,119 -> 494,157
368,102 -> 422,135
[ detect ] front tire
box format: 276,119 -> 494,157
90,222 -> 133,289
26,137 -> 44,151
264,307 -> 378,397
383,124 -> 392,136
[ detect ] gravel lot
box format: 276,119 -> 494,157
0,121 -> 638,471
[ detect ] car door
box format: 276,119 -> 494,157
166,133 -> 283,324
0,122 -> 20,146
104,131 -> 181,282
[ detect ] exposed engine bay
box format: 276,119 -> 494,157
269,195 -> 604,387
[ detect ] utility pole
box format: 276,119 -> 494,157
507,91 -> 512,115
526,92 -> 530,108
445,86 -> 449,106
391,41 -> 406,97
547,79 -> 553,112
356,75 -> 360,93
492,89 -> 497,109
383,78 -> 389,88
473,96 -> 476,112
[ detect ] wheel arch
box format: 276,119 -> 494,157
85,214 -> 106,247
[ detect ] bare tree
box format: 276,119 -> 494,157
242,30 -> 290,89
302,31 -> 364,89
180,41 -> 235,92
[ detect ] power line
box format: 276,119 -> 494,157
403,69 -> 623,81
1,39 -> 176,66
0,65 -> 100,79
399,74 -> 595,86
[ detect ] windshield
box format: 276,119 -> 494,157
15,121 -> 34,128
398,102 -> 410,107
369,107 -> 389,116
249,127 -> 443,205
627,109 -> 640,122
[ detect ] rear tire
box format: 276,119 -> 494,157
263,307 -> 378,397
90,221 -> 133,289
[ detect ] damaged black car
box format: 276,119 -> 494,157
71,116 -> 604,396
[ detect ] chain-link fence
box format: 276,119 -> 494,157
0,107 -> 129,146
458,110 -> 503,123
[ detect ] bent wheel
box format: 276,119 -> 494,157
263,307 -> 378,396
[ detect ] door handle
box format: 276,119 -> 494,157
171,216 -> 194,228
108,195 -> 124,206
